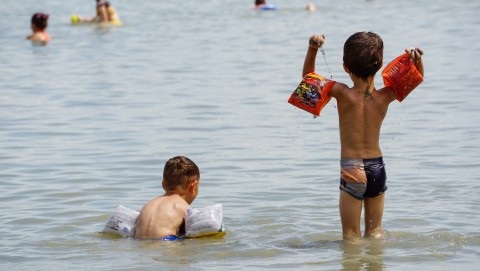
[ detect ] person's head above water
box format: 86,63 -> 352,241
163,156 -> 200,194
96,0 -> 111,7
343,31 -> 384,81
255,0 -> 266,6
31,13 -> 49,31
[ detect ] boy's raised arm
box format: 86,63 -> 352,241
302,34 -> 325,77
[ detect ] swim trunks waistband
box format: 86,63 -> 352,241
161,235 -> 181,241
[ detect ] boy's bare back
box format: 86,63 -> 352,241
135,194 -> 190,238
134,156 -> 200,239
330,83 -> 396,159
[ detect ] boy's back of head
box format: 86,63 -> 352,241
163,156 -> 200,191
343,32 -> 383,81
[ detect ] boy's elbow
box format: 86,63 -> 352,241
302,69 -> 314,77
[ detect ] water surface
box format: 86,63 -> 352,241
1,0 -> 480,270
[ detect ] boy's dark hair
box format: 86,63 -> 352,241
163,156 -> 200,190
255,0 -> 266,5
31,13 -> 49,30
343,32 -> 383,81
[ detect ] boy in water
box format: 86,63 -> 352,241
27,13 -> 51,45
135,156 -> 200,240
303,32 -> 424,241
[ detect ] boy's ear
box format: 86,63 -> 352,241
343,63 -> 350,74
188,177 -> 198,192
162,180 -> 166,190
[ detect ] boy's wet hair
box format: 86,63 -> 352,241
163,156 -> 200,190
255,0 -> 266,5
343,32 -> 383,81
31,13 -> 49,30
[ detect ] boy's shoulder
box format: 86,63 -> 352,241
330,83 -> 396,102
333,81 -> 349,89
376,86 -> 397,102
140,194 -> 189,217
161,194 -> 190,209
329,81 -> 350,97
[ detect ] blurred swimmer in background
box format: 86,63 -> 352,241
27,13 -> 51,45
71,0 -> 121,25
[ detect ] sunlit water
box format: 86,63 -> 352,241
1,0 -> 480,270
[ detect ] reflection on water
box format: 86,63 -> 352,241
341,241 -> 385,271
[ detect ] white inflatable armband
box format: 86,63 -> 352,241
101,204 -> 139,237
185,204 -> 226,238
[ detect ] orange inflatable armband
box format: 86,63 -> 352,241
382,53 -> 423,102
288,72 -> 335,117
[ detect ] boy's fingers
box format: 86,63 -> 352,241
405,47 -> 422,62
309,35 -> 324,48
309,39 -> 323,47
409,51 -> 416,60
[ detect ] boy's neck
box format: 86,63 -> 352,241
164,191 -> 186,199
351,76 -> 376,96
164,190 -> 194,204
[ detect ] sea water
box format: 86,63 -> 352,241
1,0 -> 480,270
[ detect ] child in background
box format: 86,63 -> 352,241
27,13 -> 50,45
135,156 -> 200,240
254,0 -> 277,10
104,1 -> 121,25
302,32 -> 424,242
73,0 -> 121,25
255,0 -> 266,8
306,2 -> 316,12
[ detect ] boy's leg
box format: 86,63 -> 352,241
363,193 -> 385,239
339,191 -> 362,241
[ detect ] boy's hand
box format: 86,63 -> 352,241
309,34 -> 325,49
405,47 -> 423,63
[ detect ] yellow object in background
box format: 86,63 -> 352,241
110,19 -> 122,26
70,14 -> 121,26
71,15 -> 80,24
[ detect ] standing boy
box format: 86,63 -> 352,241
135,156 -> 200,240
303,32 -> 424,241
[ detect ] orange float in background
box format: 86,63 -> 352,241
382,53 -> 423,102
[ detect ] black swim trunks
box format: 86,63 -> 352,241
339,157 -> 387,200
